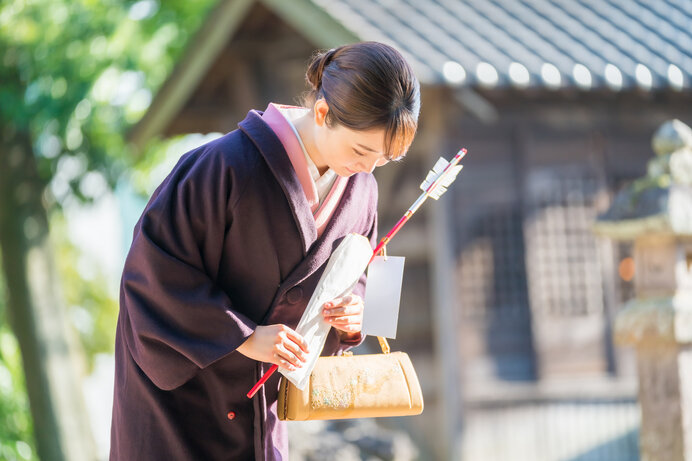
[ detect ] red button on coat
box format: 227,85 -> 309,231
227,411 -> 236,420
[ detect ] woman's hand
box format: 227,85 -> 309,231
236,325 -> 309,371
322,294 -> 364,340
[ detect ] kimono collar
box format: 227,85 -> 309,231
238,108 -> 377,288
238,109 -> 316,254
261,103 -> 320,210
260,103 -> 347,238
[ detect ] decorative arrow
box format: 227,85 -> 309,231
247,148 -> 467,399
368,149 -> 466,265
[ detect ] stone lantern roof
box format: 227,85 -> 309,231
594,119 -> 692,240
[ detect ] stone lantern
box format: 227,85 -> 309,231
593,119 -> 692,461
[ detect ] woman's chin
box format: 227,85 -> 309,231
337,167 -> 357,177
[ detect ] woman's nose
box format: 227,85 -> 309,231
358,158 -> 379,173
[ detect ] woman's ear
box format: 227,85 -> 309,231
313,99 -> 329,127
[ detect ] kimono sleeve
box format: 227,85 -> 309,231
119,145 -> 255,390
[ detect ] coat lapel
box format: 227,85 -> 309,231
276,172 -> 369,294
238,110 -> 318,255
238,109 -> 372,301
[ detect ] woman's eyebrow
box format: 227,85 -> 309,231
356,143 -> 379,153
354,143 -> 396,161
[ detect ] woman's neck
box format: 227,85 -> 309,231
293,112 -> 329,175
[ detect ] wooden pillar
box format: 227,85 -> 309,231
424,87 -> 464,460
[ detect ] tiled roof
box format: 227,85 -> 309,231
312,0 -> 692,91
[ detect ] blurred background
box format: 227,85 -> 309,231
1,0 -> 692,460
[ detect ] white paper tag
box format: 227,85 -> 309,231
363,255 -> 405,339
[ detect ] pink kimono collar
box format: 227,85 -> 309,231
262,103 -> 347,237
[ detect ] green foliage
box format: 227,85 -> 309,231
0,270 -> 37,461
0,0 -> 218,450
0,0 -> 216,205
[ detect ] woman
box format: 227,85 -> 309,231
110,41 -> 420,460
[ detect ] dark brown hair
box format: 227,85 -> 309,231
303,42 -> 420,160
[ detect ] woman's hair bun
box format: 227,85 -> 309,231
306,48 -> 338,90
301,42 -> 420,160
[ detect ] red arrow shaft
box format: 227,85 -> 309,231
247,149 -> 467,399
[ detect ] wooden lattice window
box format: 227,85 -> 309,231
457,205 -> 530,320
524,168 -> 605,317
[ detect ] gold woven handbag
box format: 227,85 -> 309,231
278,337 -> 423,421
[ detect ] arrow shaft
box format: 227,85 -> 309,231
369,211 -> 412,264
375,149 -> 467,259
247,365 -> 277,398
409,193 -> 429,215
248,148 -> 467,399
252,208 -> 415,397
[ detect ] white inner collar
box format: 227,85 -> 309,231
276,106 -> 338,203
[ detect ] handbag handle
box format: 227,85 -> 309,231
374,245 -> 391,355
343,337 -> 389,357
377,336 -> 391,354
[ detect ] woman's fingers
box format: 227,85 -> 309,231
282,326 -> 310,354
281,335 -> 308,363
274,343 -> 303,370
323,294 -> 363,316
324,294 -> 360,309
273,353 -> 297,371
236,324 -> 312,367
323,294 -> 363,334
326,315 -> 362,329
327,315 -> 361,324
271,325 -> 309,370
322,304 -> 363,317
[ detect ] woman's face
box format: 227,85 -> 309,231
311,100 -> 392,177
316,123 -> 390,177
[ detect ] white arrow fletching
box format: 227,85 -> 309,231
427,165 -> 463,199
420,156 -> 464,200
420,157 -> 449,190
440,165 -> 463,187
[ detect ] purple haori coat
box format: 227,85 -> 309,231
110,109 -> 378,460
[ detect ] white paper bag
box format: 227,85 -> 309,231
279,233 -> 373,390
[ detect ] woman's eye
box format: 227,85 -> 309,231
353,150 -> 366,157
